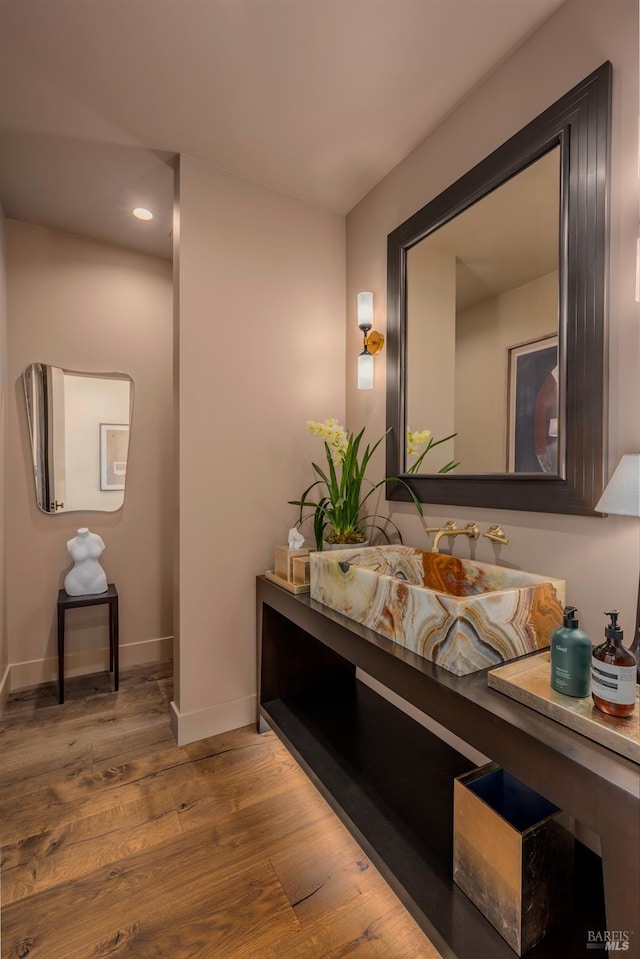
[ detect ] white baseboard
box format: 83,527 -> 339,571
170,693 -> 257,746
0,662 -> 11,715
120,636 -> 173,668
9,635 -> 173,691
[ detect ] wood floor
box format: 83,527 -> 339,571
0,663 -> 440,959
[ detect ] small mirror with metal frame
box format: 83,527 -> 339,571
23,363 -> 134,514
386,62 -> 610,516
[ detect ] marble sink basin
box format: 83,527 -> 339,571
309,545 -> 565,677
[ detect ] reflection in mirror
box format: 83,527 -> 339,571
406,147 -> 560,476
23,364 -> 133,514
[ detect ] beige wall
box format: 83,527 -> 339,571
6,221 -> 173,688
406,243 -> 456,471
0,204 -> 8,710
173,155 -> 345,744
346,0 -> 640,643
455,271 -> 558,472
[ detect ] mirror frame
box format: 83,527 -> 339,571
386,62 -> 611,516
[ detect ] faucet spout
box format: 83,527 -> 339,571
432,521 -> 479,553
431,520 -> 456,552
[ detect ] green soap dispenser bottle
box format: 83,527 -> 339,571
550,606 -> 592,697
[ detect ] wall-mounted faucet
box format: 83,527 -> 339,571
483,524 -> 509,546
431,521 -> 479,553
423,523 -> 446,538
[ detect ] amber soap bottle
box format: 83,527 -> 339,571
591,611 -> 637,718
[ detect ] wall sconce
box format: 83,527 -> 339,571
357,291 -> 384,390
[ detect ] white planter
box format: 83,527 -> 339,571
322,539 -> 369,551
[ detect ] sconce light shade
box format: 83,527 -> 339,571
595,454 -> 640,516
357,350 -> 374,390
357,292 -> 374,330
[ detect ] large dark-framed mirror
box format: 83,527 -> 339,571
386,62 -> 611,516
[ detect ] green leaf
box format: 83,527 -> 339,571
360,516 -> 404,544
313,497 -> 329,550
407,431 -> 457,474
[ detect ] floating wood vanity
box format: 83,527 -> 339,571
257,576 -> 640,959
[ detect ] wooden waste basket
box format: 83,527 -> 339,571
453,762 -> 574,955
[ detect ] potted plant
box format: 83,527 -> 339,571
290,419 -> 457,550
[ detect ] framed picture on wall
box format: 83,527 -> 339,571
100,424 -> 129,491
506,334 -> 559,474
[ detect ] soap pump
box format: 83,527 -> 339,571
550,606 -> 591,698
592,611 -> 637,718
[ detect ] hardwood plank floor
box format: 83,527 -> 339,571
0,664 -> 441,959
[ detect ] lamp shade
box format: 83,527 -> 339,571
595,454 -> 640,517
357,292 -> 374,330
357,351 -> 374,390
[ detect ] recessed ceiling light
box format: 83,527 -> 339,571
133,207 -> 153,221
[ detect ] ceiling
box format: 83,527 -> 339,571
420,146 -> 560,311
0,0 -> 566,260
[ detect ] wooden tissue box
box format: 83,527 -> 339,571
292,555 -> 310,586
274,546 -> 309,583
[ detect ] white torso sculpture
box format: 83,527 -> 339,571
64,527 -> 108,596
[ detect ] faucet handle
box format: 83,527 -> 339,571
484,524 -> 509,545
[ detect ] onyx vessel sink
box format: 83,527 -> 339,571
309,545 -> 565,676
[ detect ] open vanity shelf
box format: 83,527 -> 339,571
257,576 -> 640,959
